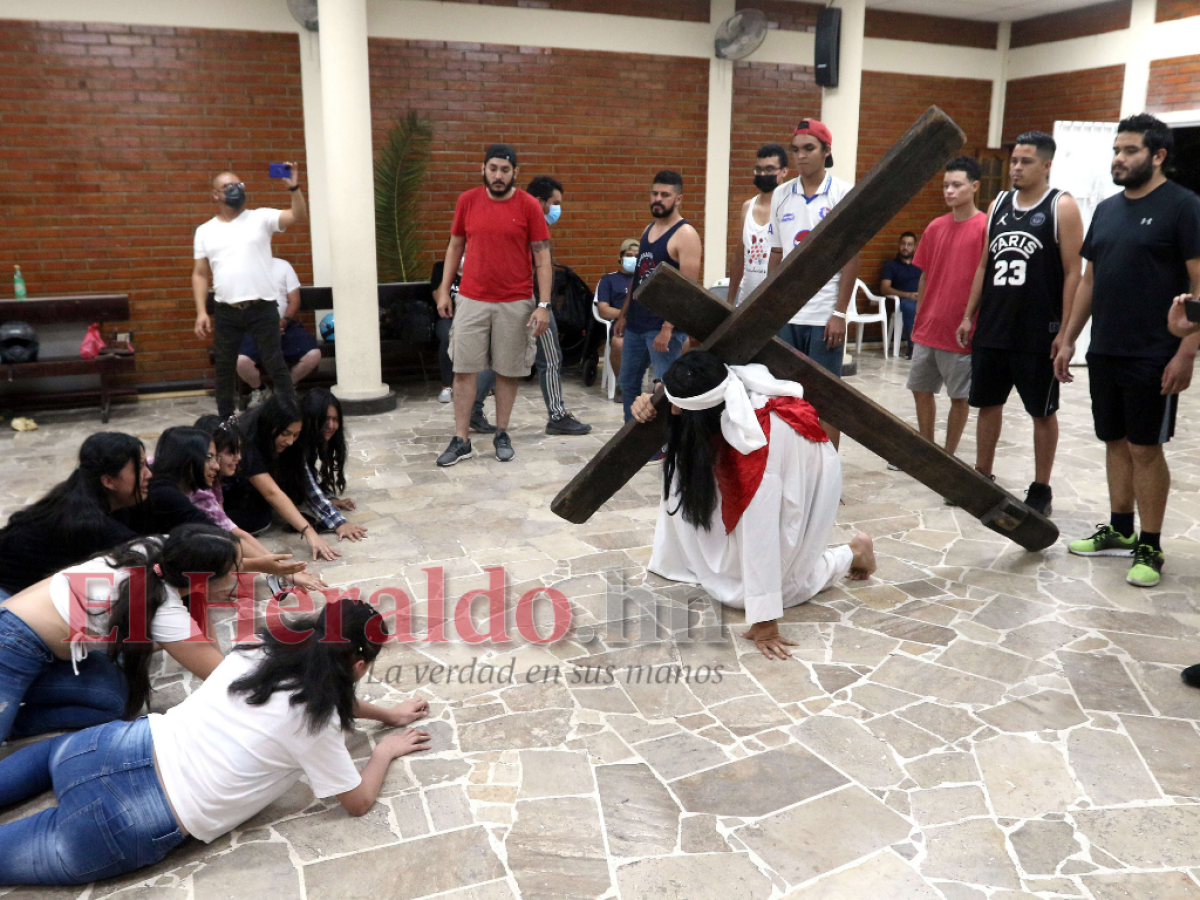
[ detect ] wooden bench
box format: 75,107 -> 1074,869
0,294 -> 136,423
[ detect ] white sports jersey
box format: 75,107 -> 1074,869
769,174 -> 853,325
734,197 -> 772,307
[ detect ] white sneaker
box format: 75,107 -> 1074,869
248,388 -> 267,408
438,387 -> 453,404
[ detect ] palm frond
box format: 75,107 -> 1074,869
374,111 -> 434,283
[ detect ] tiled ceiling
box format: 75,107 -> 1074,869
864,0 -> 1113,22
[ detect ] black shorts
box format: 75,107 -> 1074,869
1087,353 -> 1177,446
968,346 -> 1059,417
239,320 -> 319,368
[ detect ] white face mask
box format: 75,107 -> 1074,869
621,256 -> 636,274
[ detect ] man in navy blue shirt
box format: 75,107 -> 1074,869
880,232 -> 922,358
594,238 -> 639,384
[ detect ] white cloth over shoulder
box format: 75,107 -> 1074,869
651,368 -> 852,624
664,363 -> 806,453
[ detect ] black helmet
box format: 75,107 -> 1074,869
0,321 -> 39,365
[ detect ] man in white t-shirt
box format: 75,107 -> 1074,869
767,119 -> 859,446
192,164 -> 307,418
728,143 -> 789,307
235,257 -> 322,407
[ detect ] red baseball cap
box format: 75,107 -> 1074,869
794,119 -> 834,168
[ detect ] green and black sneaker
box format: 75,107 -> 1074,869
1127,544 -> 1164,588
1068,524 -> 1137,557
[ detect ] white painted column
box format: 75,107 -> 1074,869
988,21 -> 1010,148
820,0 -> 864,183
298,30 -> 332,285
703,0 -> 735,288
1121,0 -> 1156,117
317,0 -> 394,410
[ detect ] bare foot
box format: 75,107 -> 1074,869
847,531 -> 876,581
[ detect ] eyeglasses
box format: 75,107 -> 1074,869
753,167 -> 782,175
204,453 -> 217,462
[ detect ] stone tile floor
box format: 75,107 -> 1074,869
2,353 -> 1200,900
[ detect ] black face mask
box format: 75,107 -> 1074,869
754,174 -> 778,194
223,184 -> 246,210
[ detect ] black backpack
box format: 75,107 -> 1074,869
0,321 -> 39,364
552,264 -> 594,335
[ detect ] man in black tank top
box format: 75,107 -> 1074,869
614,170 -> 703,422
956,132 -> 1084,517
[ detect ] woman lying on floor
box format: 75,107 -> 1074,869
0,524 -> 239,747
0,433 -> 150,602
0,597 -> 430,886
222,395 -> 365,560
155,422 -> 326,593
300,388 -> 357,513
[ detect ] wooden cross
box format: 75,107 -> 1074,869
552,107 -> 1058,552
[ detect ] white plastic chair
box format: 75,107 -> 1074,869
847,279 -> 892,359
886,296 -> 905,357
591,300 -> 617,400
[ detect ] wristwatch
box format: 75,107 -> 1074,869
537,301 -> 551,309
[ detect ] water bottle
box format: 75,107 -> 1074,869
13,266 -> 26,301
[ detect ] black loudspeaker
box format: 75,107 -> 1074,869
815,8 -> 841,88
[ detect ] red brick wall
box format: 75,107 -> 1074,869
726,61 -> 821,277
439,0 -> 708,21
855,72 -> 993,294
0,19 -> 309,387
1147,54 -> 1200,111
369,40 -> 709,291
737,0 -> 821,33
863,10 -> 998,49
1010,0 -> 1131,48
1002,66 -> 1123,141
1157,0 -> 1200,23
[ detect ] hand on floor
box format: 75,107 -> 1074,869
379,698 -> 430,728
741,620 -> 798,661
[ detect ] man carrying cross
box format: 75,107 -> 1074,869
554,107 -> 1059,555
631,351 -> 876,660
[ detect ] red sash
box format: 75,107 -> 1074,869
712,396 -> 827,534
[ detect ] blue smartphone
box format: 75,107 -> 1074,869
269,163 -> 292,179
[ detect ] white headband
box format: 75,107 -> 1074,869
662,363 -> 806,454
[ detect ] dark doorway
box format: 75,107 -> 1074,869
1170,126 -> 1200,195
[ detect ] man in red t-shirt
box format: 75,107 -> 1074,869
904,156 -> 987,470
433,144 -> 553,466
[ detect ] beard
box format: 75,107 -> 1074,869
483,173 -> 514,197
650,201 -> 673,219
1113,154 -> 1154,189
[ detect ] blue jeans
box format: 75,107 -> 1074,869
0,609 -> 128,746
619,329 -> 687,421
0,717 -> 185,885
899,299 -> 917,348
777,323 -> 844,377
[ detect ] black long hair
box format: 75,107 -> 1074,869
300,388 -> 347,496
194,414 -> 242,456
1,432 -> 144,551
152,426 -> 212,493
229,598 -> 387,734
237,394 -> 306,501
105,523 -> 240,717
661,351 -> 728,531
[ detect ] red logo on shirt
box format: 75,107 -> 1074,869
793,230 -> 811,246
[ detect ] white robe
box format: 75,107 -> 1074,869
648,408 -> 852,625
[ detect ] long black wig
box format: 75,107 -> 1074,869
660,351 -> 729,531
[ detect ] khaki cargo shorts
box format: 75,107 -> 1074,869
449,295 -> 538,378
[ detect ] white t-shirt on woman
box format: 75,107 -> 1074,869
149,649 -> 362,842
50,552 -> 200,674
